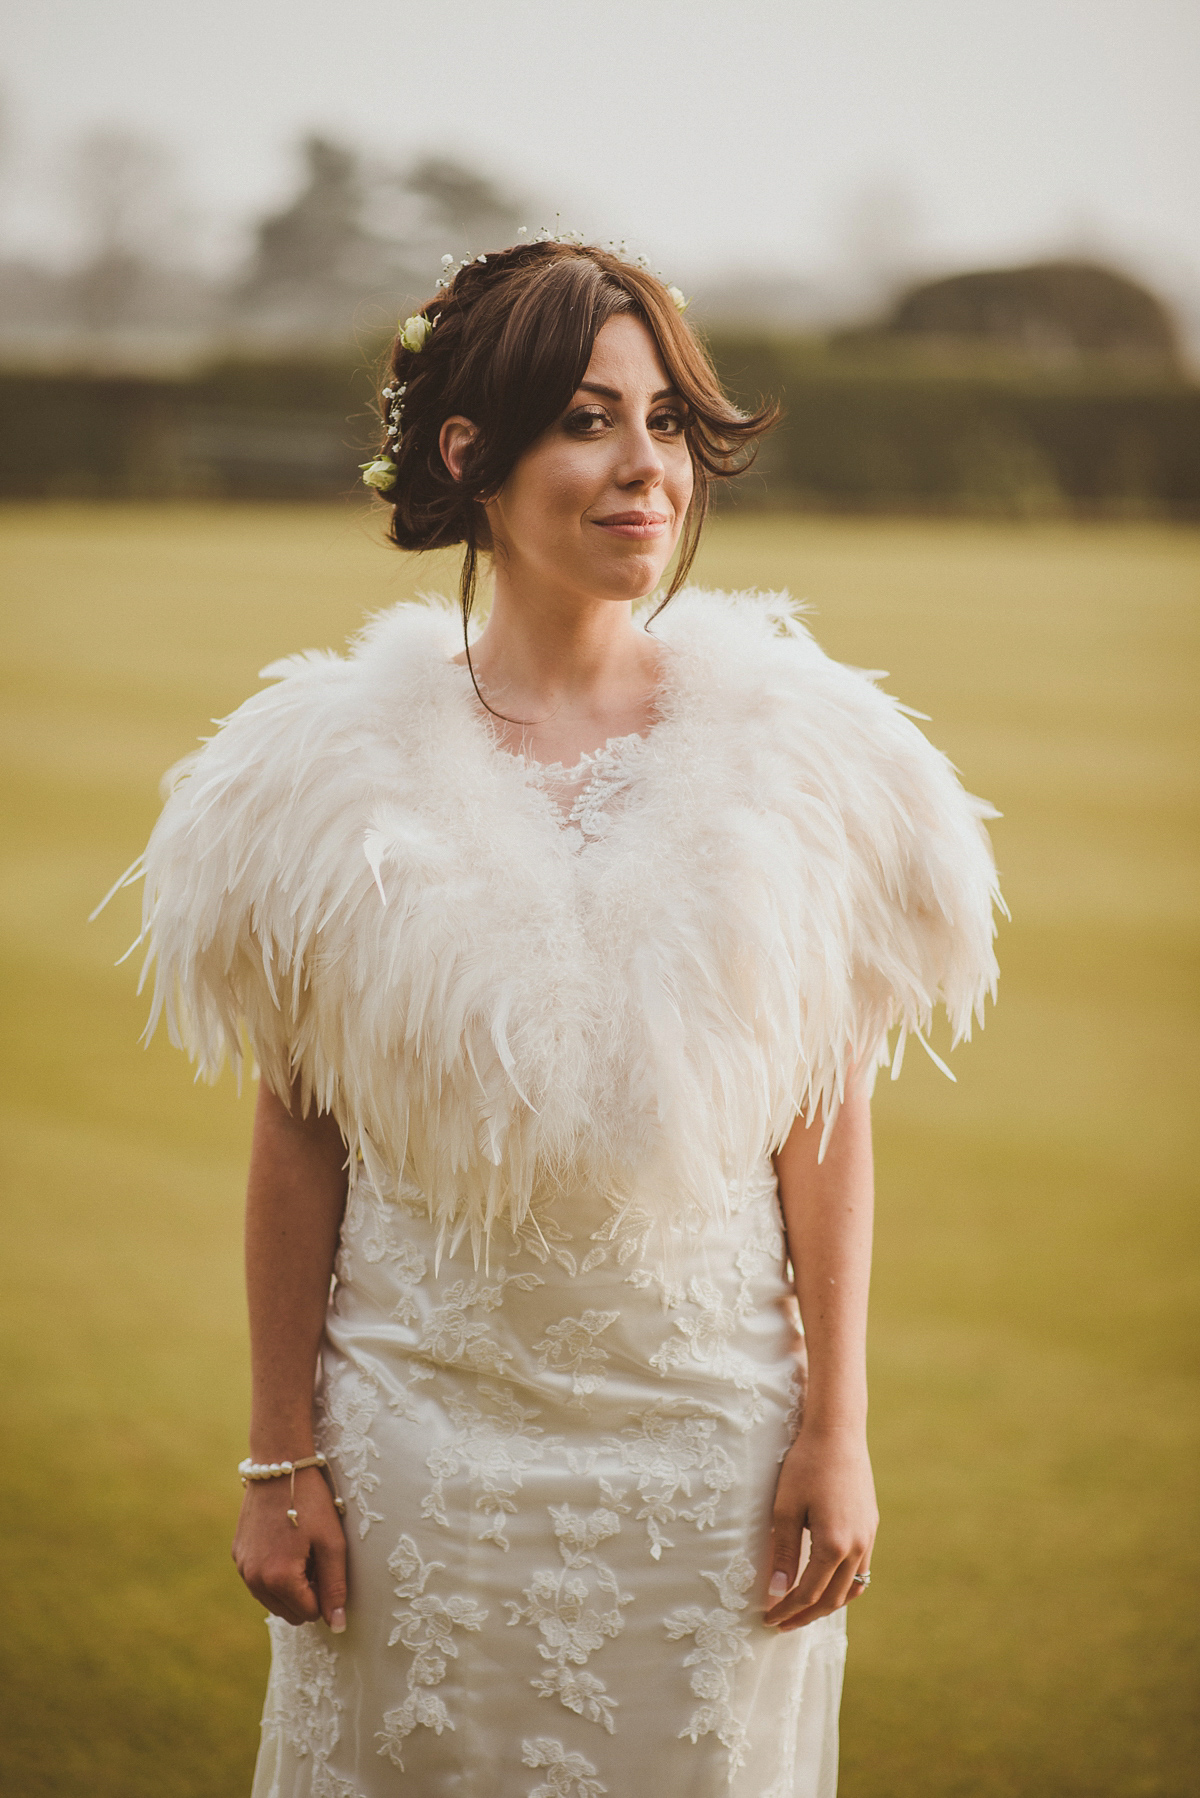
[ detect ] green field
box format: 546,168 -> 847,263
2,504 -> 1197,1797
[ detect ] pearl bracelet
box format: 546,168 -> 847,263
239,1453 -> 329,1481
238,1452 -> 347,1526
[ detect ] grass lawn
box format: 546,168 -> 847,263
1,502 -> 1197,1796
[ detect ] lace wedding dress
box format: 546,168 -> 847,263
131,592 -> 1001,1798
254,741 -> 844,1798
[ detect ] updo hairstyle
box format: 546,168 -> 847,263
372,241 -> 779,635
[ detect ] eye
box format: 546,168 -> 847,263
564,405 -> 611,437
650,406 -> 687,438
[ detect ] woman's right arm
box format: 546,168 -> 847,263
231,1082 -> 350,1632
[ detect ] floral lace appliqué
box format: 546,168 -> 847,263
664,1550 -> 757,1777
604,1403 -> 737,1559
416,1267 -> 542,1375
318,1360 -> 384,1537
733,1203 -> 787,1318
533,1309 -> 621,1405
509,1206 -> 583,1277
260,1619 -> 364,1798
336,1187 -> 428,1320
588,1198 -> 657,1276
375,1532 -> 488,1769
422,1381 -> 560,1550
522,1736 -> 608,1798
506,1505 -> 633,1734
517,733 -> 647,855
648,1277 -> 768,1430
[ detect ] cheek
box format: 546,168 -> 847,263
671,452 -> 696,519
511,448 -> 597,530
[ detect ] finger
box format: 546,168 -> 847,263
846,1551 -> 876,1603
311,1525 -> 349,1634
260,1556 -> 321,1627
779,1549 -> 876,1631
765,1510 -> 807,1610
779,1557 -> 860,1631
766,1536 -> 840,1625
243,1571 -> 311,1627
260,1591 -> 311,1627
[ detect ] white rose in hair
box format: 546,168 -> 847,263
399,314 -> 434,353
360,457 -> 397,492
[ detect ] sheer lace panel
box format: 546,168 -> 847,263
514,734 -> 648,852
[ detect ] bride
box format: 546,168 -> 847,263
135,239 -> 1000,1796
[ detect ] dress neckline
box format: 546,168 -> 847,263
501,729 -> 647,784
507,730 -> 651,853
448,634 -> 676,852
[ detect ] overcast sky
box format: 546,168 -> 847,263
2,0 -> 1197,294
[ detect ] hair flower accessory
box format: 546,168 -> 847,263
381,381 -> 407,445
398,313 -> 435,353
360,456 -> 397,493
667,285 -> 689,313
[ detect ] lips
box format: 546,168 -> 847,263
592,512 -> 670,538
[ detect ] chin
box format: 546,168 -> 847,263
589,554 -> 674,605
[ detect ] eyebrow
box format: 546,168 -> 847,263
578,381 -> 678,403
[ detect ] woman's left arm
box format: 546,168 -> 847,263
766,1073 -> 879,1630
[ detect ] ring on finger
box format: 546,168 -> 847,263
851,1570 -> 872,1588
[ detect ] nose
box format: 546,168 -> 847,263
617,419 -> 666,490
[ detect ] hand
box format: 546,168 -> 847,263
764,1424 -> 878,1632
232,1466 -> 348,1632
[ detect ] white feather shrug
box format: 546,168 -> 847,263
135,589 -> 1001,1250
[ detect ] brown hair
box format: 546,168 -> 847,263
370,240 -> 778,664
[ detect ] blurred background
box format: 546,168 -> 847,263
1,2 -> 1197,1794
1,0 -> 1199,510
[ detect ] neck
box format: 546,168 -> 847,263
462,566 -> 663,759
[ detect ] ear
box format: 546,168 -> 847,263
439,416 -> 479,482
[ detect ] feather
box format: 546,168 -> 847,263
131,589 -> 1002,1250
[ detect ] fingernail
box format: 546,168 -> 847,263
768,1571 -> 789,1599
330,1607 -> 346,1634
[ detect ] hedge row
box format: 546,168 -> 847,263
708,338 -> 1200,516
1,343 -> 1197,514
0,360 -> 377,501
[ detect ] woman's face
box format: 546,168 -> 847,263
481,313 -> 694,606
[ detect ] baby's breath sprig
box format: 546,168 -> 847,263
435,249 -> 491,290
518,222 -> 693,311
380,380 -> 407,447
